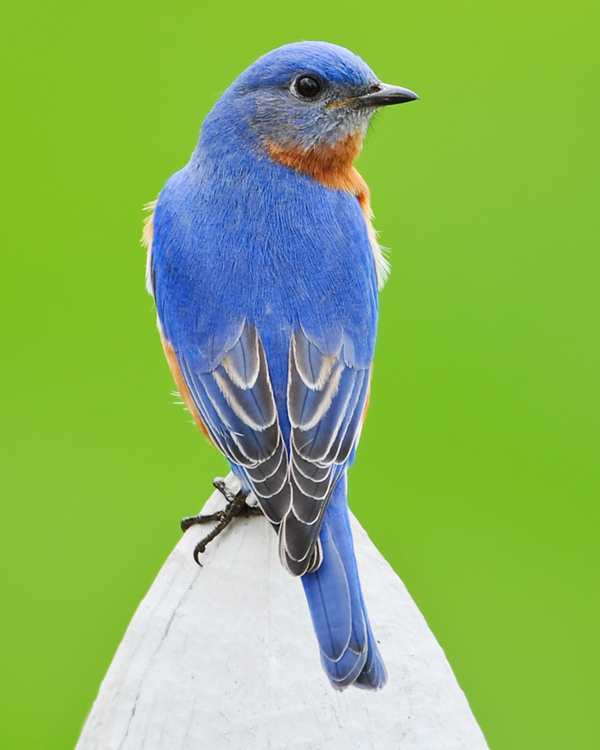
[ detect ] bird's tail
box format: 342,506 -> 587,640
301,475 -> 387,690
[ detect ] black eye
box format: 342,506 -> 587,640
294,75 -> 321,98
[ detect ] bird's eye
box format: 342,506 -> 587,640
294,75 -> 322,99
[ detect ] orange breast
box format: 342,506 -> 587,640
265,132 -> 366,194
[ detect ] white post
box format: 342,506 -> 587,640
76,474 -> 489,749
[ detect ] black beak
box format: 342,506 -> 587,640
355,83 -> 419,108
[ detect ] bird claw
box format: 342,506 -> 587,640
180,477 -> 261,565
180,511 -> 224,532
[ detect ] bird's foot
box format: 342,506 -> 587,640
180,477 -> 261,565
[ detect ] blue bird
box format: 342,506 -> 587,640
143,41 -> 418,691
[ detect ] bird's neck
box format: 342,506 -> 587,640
264,132 -> 367,196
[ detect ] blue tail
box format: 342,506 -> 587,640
301,475 -> 387,690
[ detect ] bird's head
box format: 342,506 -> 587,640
231,41 -> 417,150
201,42 -> 417,186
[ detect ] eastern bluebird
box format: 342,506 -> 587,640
144,41 -> 418,691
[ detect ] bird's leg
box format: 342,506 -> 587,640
180,478 -> 234,531
180,477 -> 262,565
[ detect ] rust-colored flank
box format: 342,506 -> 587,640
160,332 -> 217,448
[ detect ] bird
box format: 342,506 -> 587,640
143,41 -> 418,691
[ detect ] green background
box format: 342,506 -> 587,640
1,1 -> 598,747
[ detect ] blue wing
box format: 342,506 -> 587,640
175,319 -> 293,527
281,328 -> 371,575
153,311 -> 372,579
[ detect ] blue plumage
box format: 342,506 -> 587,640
302,475 -> 387,689
146,41 -> 418,690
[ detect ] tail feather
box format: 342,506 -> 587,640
354,624 -> 388,689
301,475 -> 387,691
320,641 -> 368,689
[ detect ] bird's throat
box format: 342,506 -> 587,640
265,132 -> 366,196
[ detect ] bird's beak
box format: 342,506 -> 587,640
354,83 -> 419,108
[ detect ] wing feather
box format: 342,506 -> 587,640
169,323 -> 370,577
176,321 -> 292,524
279,330 -> 372,575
